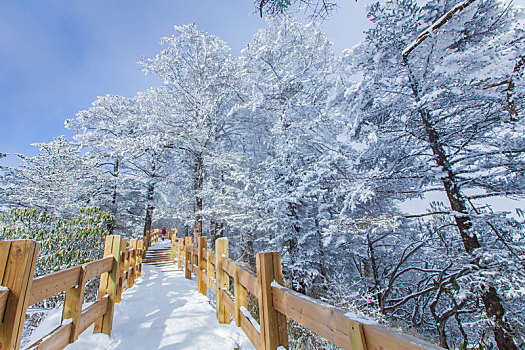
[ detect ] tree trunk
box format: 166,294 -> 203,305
111,160 -> 119,216
142,183 -> 155,237
246,238 -> 256,270
193,198 -> 202,243
482,286 -> 517,350
405,68 -> 517,350
366,233 -> 383,313
107,160 -> 119,234
193,156 -> 204,243
241,230 -> 256,270
210,220 -> 217,249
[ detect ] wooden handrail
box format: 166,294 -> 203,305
1,234 -> 148,350
237,267 -> 258,297
176,235 -> 443,350
29,256 -> 114,306
221,257 -> 236,278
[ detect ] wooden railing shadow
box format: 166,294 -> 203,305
0,235 -> 147,350
173,235 -> 444,350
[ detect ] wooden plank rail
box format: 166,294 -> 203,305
1,234 -> 148,350
78,297 -> 110,334
178,236 -> 443,350
221,257 -> 236,278
28,323 -> 73,350
238,307 -> 261,349
220,288 -> 236,315
29,256 -> 114,306
237,267 -> 258,297
86,256 -> 114,281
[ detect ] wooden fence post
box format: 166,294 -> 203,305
171,235 -> 176,262
62,265 -> 88,343
177,238 -> 184,269
184,237 -> 192,279
0,240 -> 39,350
234,266 -> 247,327
257,252 -> 288,350
192,245 -> 197,274
132,239 -> 139,284
127,239 -> 137,289
197,237 -> 207,295
115,238 -> 127,304
137,240 -> 143,277
170,228 -> 178,256
215,237 -> 230,324
206,251 -> 212,288
143,230 -> 150,252
94,235 -> 121,336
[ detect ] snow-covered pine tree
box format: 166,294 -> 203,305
237,18 -> 341,294
346,0 -> 525,347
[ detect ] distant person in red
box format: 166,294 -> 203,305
161,227 -> 167,240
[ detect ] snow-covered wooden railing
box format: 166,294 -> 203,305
143,228 -> 159,249
144,228 -> 177,250
173,236 -> 443,350
0,235 -> 145,350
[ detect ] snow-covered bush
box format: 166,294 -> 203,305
0,207 -> 115,277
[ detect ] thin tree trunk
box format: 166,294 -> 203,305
108,160 -> 119,234
142,183 -> 155,237
241,230 -> 256,270
193,156 -> 204,243
246,238 -> 256,270
210,220 -> 217,250
111,160 -> 119,216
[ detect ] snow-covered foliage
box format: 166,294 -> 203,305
0,206 -> 114,311
1,3 -> 524,348
0,137 -> 107,218
343,0 -> 525,347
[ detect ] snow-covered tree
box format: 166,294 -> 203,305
0,136 -> 107,218
232,18 -> 342,293
344,0 -> 525,347
140,24 -> 244,242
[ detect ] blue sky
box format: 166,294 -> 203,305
0,0 -> 371,165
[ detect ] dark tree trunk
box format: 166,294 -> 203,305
419,110 -> 480,254
107,160 -> 119,234
366,233 -> 382,313
241,230 -> 256,270
142,183 -> 155,237
246,239 -> 256,270
406,69 -> 517,350
210,221 -> 224,250
111,160 -> 119,216
210,220 -> 217,250
482,286 -> 518,350
193,156 -> 204,243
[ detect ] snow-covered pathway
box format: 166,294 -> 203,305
30,242 -> 255,350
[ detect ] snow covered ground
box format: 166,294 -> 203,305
28,242 -> 255,350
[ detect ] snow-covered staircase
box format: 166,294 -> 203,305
142,242 -> 174,267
